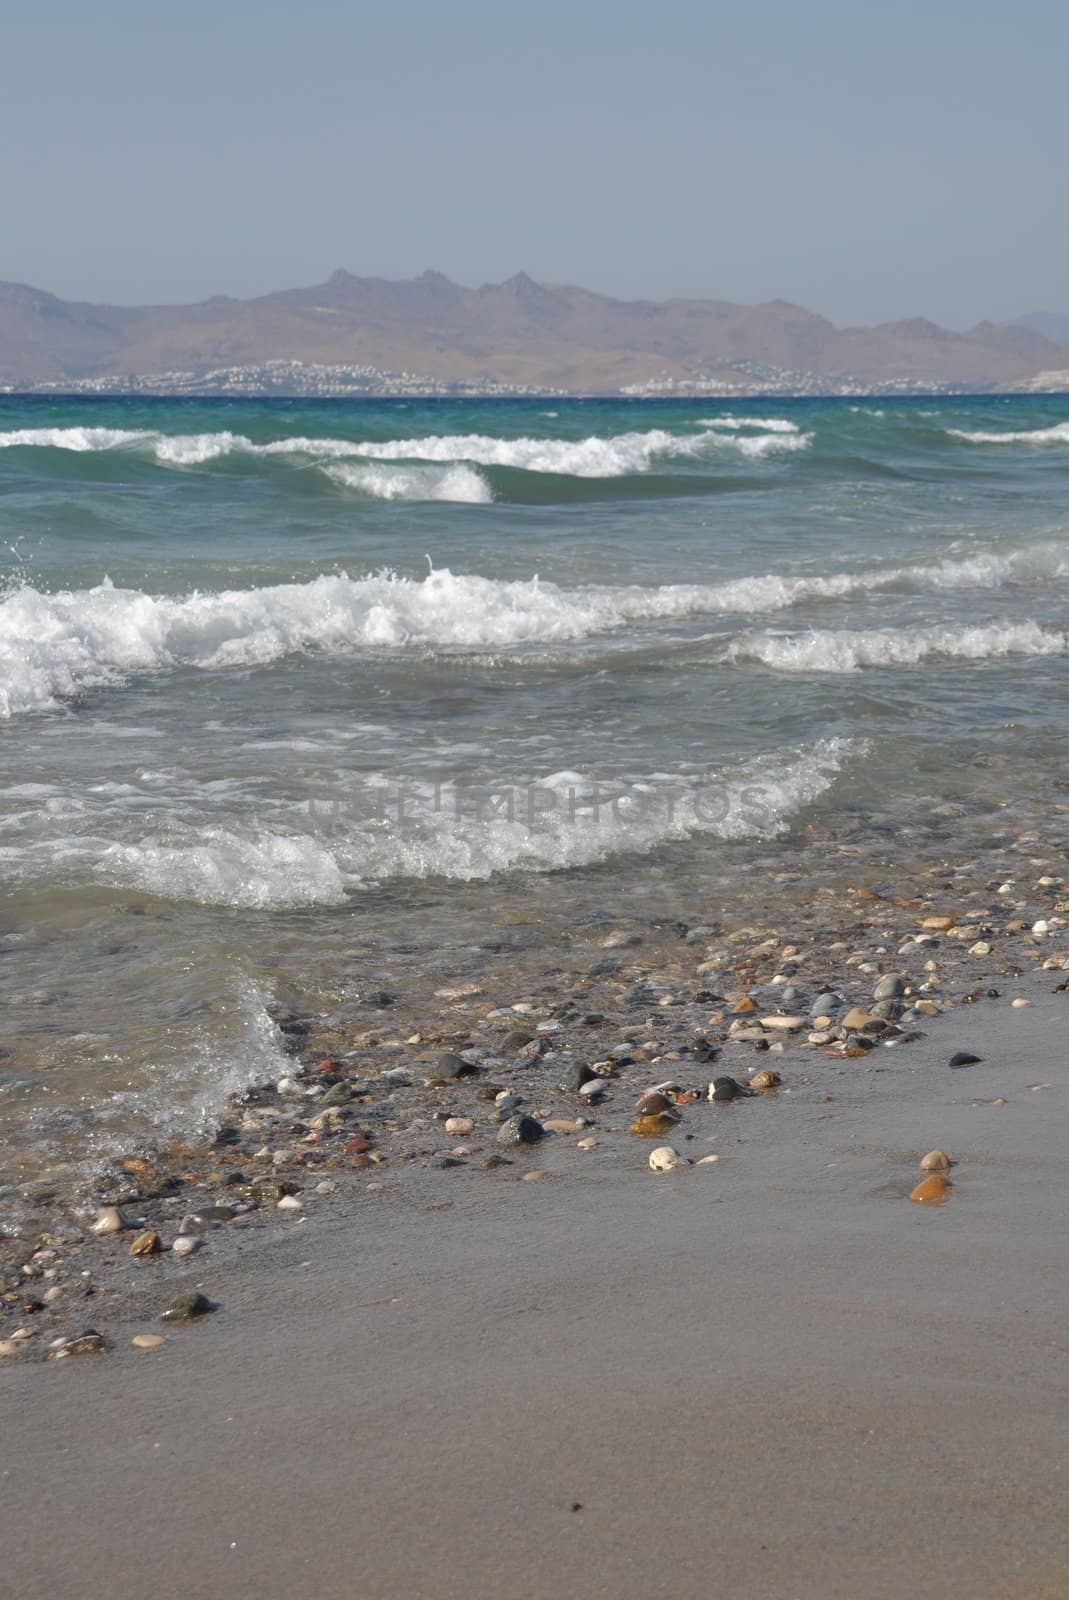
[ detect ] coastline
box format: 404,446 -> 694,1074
3,972 -> 1068,1599
3,849 -> 1068,1598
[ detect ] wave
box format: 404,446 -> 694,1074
324,462 -> 492,502
947,422 -> 1069,446
2,549 -> 1066,716
727,620 -> 1067,673
12,742 -> 854,907
0,422 -> 810,476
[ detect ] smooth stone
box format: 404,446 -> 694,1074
635,1089 -> 672,1116
968,941 -> 992,957
759,1015 -> 805,1032
172,1235 -> 203,1257
601,930 -> 642,949
1012,998 -> 1031,1009
648,1146 -> 684,1173
543,1118 -> 583,1134
921,915 -> 956,931
49,1330 -> 105,1359
811,993 -> 841,1015
842,1007 -> 876,1031
808,1030 -> 833,1045
696,1154 -> 720,1165
277,1194 -> 303,1211
630,1112 -> 681,1138
160,1292 -> 214,1323
709,1076 -> 746,1102
749,1068 -> 781,1090
948,1051 -> 982,1068
920,1149 -> 952,1172
521,1170 -> 545,1182
910,1175 -> 951,1205
556,1062 -> 591,1094
128,1230 -> 162,1258
576,1138 -> 597,1150
0,1340 -> 19,1358
434,1053 -> 479,1081
444,1117 -> 474,1136
577,1080 -> 604,1100
90,1206 -> 125,1236
131,1334 -> 165,1350
873,975 -> 906,1000
497,1114 -> 544,1147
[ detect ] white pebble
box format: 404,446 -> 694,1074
445,1116 -> 474,1135
1012,998 -> 1031,1009
648,1146 -> 684,1173
277,1194 -> 303,1211
172,1235 -> 202,1257
696,1154 -> 720,1166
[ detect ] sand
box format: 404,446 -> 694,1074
3,976 -> 1067,1600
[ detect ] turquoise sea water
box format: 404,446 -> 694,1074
1,394 -> 1067,1182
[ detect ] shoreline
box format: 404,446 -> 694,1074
3,841 -> 1067,1348
3,960 -> 1067,1598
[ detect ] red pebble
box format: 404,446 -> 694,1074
344,1133 -> 371,1156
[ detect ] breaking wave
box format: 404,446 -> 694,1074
0,422 -> 810,476
727,619 -> 1067,673
947,421 -> 1069,446
324,461 -> 492,502
2,548 -> 1065,717
8,742 -> 855,907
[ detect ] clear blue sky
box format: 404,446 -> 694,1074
3,0 -> 1066,327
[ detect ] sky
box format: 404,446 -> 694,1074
2,0 -> 1066,328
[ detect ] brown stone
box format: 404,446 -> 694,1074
910,1175 -> 951,1205
129,1231 -> 163,1258
630,1112 -> 681,1138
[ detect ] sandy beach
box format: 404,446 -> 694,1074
4,962 -> 1067,1600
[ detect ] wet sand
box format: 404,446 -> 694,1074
3,977 -> 1067,1600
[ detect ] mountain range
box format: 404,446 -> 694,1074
1,270 -> 1067,394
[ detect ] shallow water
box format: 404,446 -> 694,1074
1,393 -> 1067,1184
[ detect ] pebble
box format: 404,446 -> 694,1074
749,1068 -> 781,1090
315,1179 -> 336,1195
444,1117 -> 474,1136
648,1146 -> 684,1173
630,1111 -> 681,1137
873,974 -> 907,1000
920,1149 -> 952,1172
578,1079 -> 605,1101
635,1089 -> 672,1115
696,1154 -> 720,1166
577,1138 -> 597,1150
434,1052 -> 479,1081
842,1007 -> 875,1031
1012,998 -> 1031,1009
521,1170 -> 545,1182
90,1206 -> 125,1236
556,1062 -> 591,1094
498,1114 -> 544,1146
160,1292 -> 214,1323
948,1051 -> 982,1068
921,915 -> 956,931
709,1076 -> 745,1102
131,1334 -> 165,1350
172,1235 -> 203,1256
49,1330 -> 105,1359
543,1117 -> 583,1134
968,941 -> 991,957
759,1015 -> 805,1032
129,1230 -> 163,1258
435,981 -> 482,999
910,1175 -> 951,1205
601,929 -> 642,949
277,1194 -> 303,1211
0,1340 -> 18,1358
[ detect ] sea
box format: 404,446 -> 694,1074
1,393 -> 1067,1195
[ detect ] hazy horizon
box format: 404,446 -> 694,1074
2,0 -> 1067,329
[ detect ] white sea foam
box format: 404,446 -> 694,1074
2,549 -> 1066,717
0,426 -> 153,452
947,422 -> 1069,445
697,416 -> 801,432
0,423 -> 810,475
14,741 -> 853,907
324,461 -> 492,502
727,620 -> 1067,673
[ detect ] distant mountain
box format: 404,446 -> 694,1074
1016,311 -> 1069,347
1,270 -> 1068,394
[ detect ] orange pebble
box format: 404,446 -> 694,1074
910,1175 -> 951,1206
